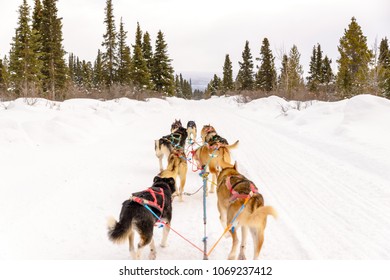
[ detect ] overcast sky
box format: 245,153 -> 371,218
1,0 -> 389,77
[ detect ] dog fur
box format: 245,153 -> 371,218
107,176 -> 176,260
216,163 -> 277,260
158,148 -> 188,201
194,124 -> 239,194
155,120 -> 188,171
186,121 -> 197,143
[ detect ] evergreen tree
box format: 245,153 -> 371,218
278,54 -> 289,96
68,53 -> 76,82
207,74 -> 222,96
0,58 -> 4,90
255,38 -> 277,92
93,49 -> 104,88
0,56 -> 10,91
307,45 -> 318,91
322,55 -> 334,86
222,54 -> 234,91
32,0 -> 43,32
151,30 -> 174,95
236,40 -> 254,90
40,0 -> 67,100
130,22 -> 150,88
9,0 -> 42,97
286,45 -> 304,98
116,18 -> 132,85
174,73 -> 192,99
378,37 -> 390,98
101,0 -> 118,86
142,31 -> 153,72
81,60 -> 93,89
336,17 -> 373,98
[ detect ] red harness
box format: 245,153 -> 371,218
225,175 -> 258,201
131,187 -> 165,215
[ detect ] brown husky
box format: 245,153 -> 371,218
159,148 -> 188,201
216,163 -> 277,260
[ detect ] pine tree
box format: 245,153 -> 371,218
93,49 -> 104,88
116,18 -> 132,85
207,74 -> 222,96
142,31 -> 153,72
255,38 -> 277,92
40,0 -> 67,100
130,22 -> 150,88
151,30 -> 174,95
0,58 -> 4,91
307,45 -> 318,91
222,54 -> 234,91
278,54 -> 289,96
287,45 -> 304,98
9,0 -> 42,97
101,0 -> 118,86
378,37 -> 390,98
336,17 -> 373,98
0,56 -> 10,91
236,40 -> 254,90
322,55 -> 334,86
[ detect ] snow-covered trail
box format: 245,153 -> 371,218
0,96 -> 389,260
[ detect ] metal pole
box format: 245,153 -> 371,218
202,168 -> 208,260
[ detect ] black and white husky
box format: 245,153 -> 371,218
186,121 -> 197,144
155,120 -> 188,171
107,176 -> 176,260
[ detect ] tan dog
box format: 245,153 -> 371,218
216,163 -> 277,260
200,124 -> 217,143
193,140 -> 238,194
194,124 -> 238,194
159,148 -> 188,201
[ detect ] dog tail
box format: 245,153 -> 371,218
226,140 -> 239,150
246,205 -> 278,228
107,201 -> 133,244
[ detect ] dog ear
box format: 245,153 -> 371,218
153,176 -> 160,183
233,161 -> 238,170
165,177 -> 176,192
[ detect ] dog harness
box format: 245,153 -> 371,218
225,175 -> 258,202
130,187 -> 165,216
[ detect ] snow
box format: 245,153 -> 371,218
0,94 -> 390,260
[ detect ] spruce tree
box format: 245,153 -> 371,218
101,0 -> 118,86
255,38 -> 277,92
237,40 -> 254,90
378,37 -> 390,98
40,0 -> 67,100
142,31 -> 153,72
9,0 -> 42,97
151,30 -> 174,95
287,45 -> 304,98
278,54 -> 289,96
130,22 -> 150,88
1,56 -> 10,91
0,58 -> 4,90
117,18 -> 132,85
222,54 -> 234,91
322,55 -> 334,86
336,17 -> 373,98
93,49 -> 104,88
307,45 -> 318,91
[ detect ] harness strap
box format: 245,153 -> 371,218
226,175 -> 258,201
131,187 -> 165,216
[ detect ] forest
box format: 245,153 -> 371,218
0,0 -> 389,101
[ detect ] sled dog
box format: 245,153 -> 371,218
155,120 -> 188,171
186,121 -> 197,144
216,163 -> 277,260
107,176 -> 176,260
158,148 -> 188,201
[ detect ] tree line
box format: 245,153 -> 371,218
206,17 -> 390,101
0,0 -> 192,101
0,1 -> 389,101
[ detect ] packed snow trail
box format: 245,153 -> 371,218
0,95 -> 389,259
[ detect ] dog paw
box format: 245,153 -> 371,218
160,242 -> 168,248
149,251 -> 157,260
238,254 -> 246,260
